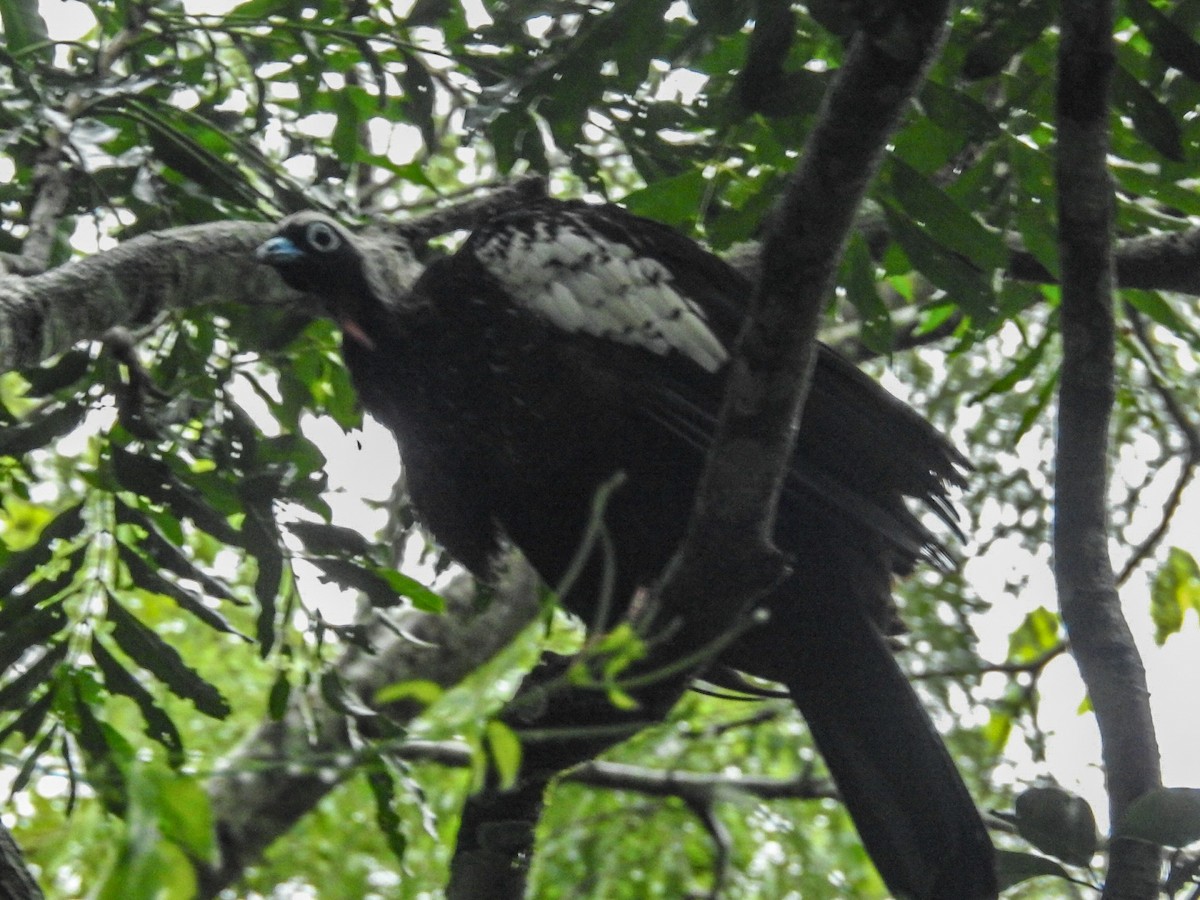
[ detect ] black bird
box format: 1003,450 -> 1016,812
257,199 -> 997,899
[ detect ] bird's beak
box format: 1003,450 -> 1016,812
339,316 -> 377,351
256,236 -> 303,264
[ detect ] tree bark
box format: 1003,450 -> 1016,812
1054,3 -> 1163,899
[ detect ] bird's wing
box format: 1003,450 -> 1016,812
464,201 -> 734,374
460,200 -> 963,569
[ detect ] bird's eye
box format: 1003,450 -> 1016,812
306,221 -> 341,253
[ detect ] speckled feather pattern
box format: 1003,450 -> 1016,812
470,212 -> 730,373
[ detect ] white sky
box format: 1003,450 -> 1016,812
31,0 -> 1200,833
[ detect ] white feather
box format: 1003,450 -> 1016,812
475,222 -> 730,373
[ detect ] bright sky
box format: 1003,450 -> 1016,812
32,0 -> 1200,834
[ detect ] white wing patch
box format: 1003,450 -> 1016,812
473,218 -> 730,373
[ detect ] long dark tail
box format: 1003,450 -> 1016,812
785,601 -> 997,899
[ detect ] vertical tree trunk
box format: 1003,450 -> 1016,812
1054,3 -> 1163,898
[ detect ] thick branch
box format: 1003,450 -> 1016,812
1053,4 -> 1162,899
7,195 -> 1200,381
0,223 -> 286,370
658,1 -> 952,658
1010,227 -> 1200,296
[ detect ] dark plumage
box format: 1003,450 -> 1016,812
257,199 -> 997,899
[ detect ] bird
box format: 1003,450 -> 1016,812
257,198 -> 998,899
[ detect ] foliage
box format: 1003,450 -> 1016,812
0,0 -> 1199,897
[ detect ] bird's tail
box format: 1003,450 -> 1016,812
784,602 -> 997,900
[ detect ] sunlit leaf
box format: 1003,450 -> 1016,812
1150,547 -> 1200,645
485,719 -> 523,790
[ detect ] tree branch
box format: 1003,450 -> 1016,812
1053,4 -> 1163,898
0,222 -> 286,371
1010,226 -> 1200,296
378,740 -> 842,803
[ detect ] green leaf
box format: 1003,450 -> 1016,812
0,557 -> 80,633
1126,0 -> 1200,83
0,502 -> 85,600
92,636 -> 184,764
1112,66 -> 1184,162
400,51 -> 437,152
331,86 -> 361,164
607,0 -> 669,92
319,670 -> 377,719
309,557 -> 404,607
1117,787 -> 1200,847
115,501 -> 244,607
841,234 -> 893,355
887,158 -> 1009,271
994,849 -> 1072,891
0,687 -> 54,745
374,678 -> 443,707
485,719 -> 523,791
1008,136 -> 1059,278
0,641 -> 67,711
884,208 -> 997,322
1012,366 -> 1059,442
620,169 -> 707,230
21,348 -> 93,396
376,568 -> 445,613
969,325 -> 1052,403
228,0 -> 295,17
241,513 -> 282,656
110,446 -> 241,545
106,597 -> 231,719
486,108 -> 542,173
151,768 -> 217,862
1150,548 -> 1200,645
0,0 -> 50,61
1014,786 -> 1099,865
1125,290 -> 1200,352
1008,607 -> 1063,662
288,520 -> 374,558
11,726 -> 57,794
1114,165 -> 1200,219
365,766 -> 408,863
70,681 -> 134,811
0,601 -> 68,674
118,543 -> 248,638
98,763 -> 201,900
267,669 -> 291,720
0,397 -> 89,458
961,0 -> 1055,79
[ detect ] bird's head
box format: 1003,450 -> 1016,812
257,211 -> 424,350
256,211 -> 367,296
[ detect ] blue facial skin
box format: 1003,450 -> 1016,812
256,236 -> 304,263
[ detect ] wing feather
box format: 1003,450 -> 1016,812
469,211 -> 729,373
